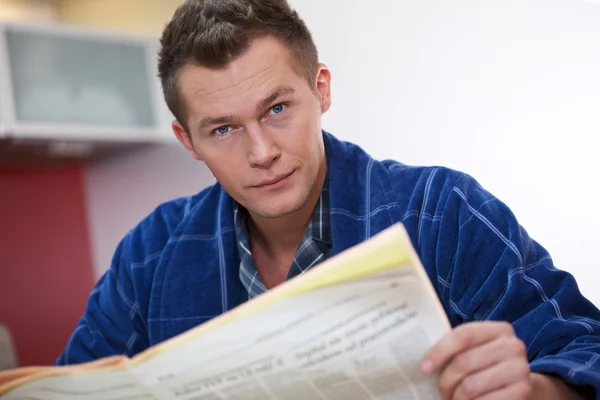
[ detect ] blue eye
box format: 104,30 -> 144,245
271,104 -> 284,114
215,126 -> 230,135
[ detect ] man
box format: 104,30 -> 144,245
57,0 -> 600,398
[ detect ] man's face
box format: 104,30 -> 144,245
173,36 -> 331,220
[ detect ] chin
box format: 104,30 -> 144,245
253,203 -> 303,219
249,195 -> 307,220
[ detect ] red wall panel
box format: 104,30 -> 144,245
0,162 -> 95,366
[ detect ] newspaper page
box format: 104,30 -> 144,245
0,224 -> 450,400
0,368 -> 155,400
132,261 -> 449,400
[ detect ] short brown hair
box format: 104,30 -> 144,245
158,0 -> 319,128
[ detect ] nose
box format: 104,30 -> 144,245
247,124 -> 281,168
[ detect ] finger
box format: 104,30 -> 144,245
472,381 -> 533,400
421,321 -> 515,374
452,358 -> 531,400
438,336 -> 527,399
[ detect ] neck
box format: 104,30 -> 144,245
247,160 -> 327,258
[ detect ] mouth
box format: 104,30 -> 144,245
252,170 -> 295,189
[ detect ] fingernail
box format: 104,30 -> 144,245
421,359 -> 434,374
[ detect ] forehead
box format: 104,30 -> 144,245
177,36 -> 307,119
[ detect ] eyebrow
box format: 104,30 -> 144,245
255,85 -> 296,112
197,86 -> 297,131
197,115 -> 235,131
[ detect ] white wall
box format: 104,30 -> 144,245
289,0 -> 600,305
85,0 -> 600,306
83,143 -> 214,277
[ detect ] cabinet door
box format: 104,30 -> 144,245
5,25 -> 158,140
0,28 -> 12,138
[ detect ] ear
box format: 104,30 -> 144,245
173,120 -> 203,161
315,63 -> 332,114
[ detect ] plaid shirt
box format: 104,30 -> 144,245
234,179 -> 331,299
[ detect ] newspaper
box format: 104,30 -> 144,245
0,223 -> 450,400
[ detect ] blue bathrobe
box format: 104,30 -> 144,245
57,132 -> 600,395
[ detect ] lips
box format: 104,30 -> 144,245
253,170 -> 294,188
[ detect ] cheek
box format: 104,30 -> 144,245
288,113 -> 321,151
202,152 -> 240,186
196,138 -> 247,178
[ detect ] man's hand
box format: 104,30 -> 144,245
420,321 -> 532,400
420,321 -> 586,399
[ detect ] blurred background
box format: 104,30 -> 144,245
0,0 -> 599,368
